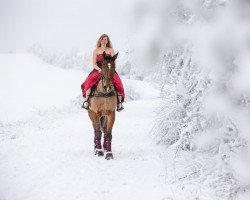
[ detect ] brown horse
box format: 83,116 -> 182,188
88,51 -> 119,160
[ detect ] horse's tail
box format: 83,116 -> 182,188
100,116 -> 106,133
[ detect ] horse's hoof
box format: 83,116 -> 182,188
95,149 -> 104,156
105,152 -> 113,160
97,151 -> 104,156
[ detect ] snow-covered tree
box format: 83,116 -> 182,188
127,0 -> 250,198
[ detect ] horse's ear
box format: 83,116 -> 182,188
112,52 -> 119,61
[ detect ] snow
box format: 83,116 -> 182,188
0,54 -> 176,200
2,1 -> 250,199
124,80 -> 160,101
0,54 -> 85,123
0,100 -> 169,200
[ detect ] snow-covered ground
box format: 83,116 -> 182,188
0,54 -> 178,200
3,53 -> 249,200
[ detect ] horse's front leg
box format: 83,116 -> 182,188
105,111 -> 116,160
88,110 -> 104,156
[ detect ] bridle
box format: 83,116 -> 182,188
101,76 -> 111,91
100,63 -> 115,92
91,62 -> 117,98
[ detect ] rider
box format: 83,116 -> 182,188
81,34 -> 125,111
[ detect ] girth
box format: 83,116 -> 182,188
91,90 -> 117,98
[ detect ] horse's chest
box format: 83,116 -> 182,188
89,97 -> 117,113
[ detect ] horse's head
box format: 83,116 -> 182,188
100,51 -> 119,93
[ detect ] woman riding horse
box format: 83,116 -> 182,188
80,34 -> 125,159
81,34 -> 125,111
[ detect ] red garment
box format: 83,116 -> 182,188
81,54 -> 125,102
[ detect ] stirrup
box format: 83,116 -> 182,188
82,101 -> 89,110
116,94 -> 124,112
81,96 -> 90,110
117,102 -> 124,112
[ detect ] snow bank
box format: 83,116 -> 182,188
0,54 -> 85,123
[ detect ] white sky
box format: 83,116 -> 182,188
0,0 -> 132,53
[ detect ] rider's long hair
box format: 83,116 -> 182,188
96,34 -> 113,48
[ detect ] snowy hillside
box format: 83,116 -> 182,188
0,54 -> 84,122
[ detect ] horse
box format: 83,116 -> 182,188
88,51 -> 119,160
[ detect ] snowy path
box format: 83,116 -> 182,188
0,98 -> 174,200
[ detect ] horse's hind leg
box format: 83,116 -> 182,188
88,111 -> 104,156
105,111 -> 116,160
